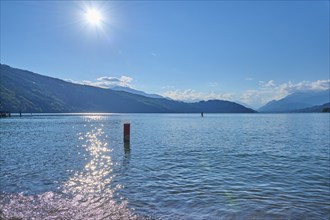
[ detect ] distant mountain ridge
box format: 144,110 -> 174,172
258,90 -> 330,113
0,64 -> 256,113
292,103 -> 330,113
109,86 -> 163,99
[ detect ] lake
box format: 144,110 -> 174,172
0,113 -> 329,219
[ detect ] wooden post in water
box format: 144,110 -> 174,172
124,123 -> 130,143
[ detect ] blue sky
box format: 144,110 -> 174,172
1,1 -> 329,108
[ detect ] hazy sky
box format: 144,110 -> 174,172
1,1 -> 329,108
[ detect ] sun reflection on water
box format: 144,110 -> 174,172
0,116 -> 138,219
53,117 -> 137,218
64,119 -> 120,198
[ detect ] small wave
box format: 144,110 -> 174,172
0,191 -> 140,220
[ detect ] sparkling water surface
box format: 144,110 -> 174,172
0,114 -> 329,219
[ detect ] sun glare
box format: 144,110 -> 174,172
85,8 -> 103,26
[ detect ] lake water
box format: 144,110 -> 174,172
0,113 -> 329,219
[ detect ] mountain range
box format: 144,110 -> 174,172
292,103 -> 330,113
258,89 -> 329,113
0,64 -> 256,113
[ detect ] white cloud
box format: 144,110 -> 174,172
96,76 -> 133,87
278,80 -> 330,93
259,80 -> 276,87
68,76 -> 133,88
162,89 -> 235,102
97,76 -> 121,83
240,89 -> 276,108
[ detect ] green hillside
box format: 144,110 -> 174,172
0,64 -> 256,113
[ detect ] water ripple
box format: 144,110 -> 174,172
1,114 -> 329,219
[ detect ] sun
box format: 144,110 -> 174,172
84,8 -> 103,26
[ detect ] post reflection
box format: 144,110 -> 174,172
124,142 -> 131,154
116,142 -> 131,178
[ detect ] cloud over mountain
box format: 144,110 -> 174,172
278,80 -> 330,93
67,76 -> 134,89
241,79 -> 330,108
162,89 -> 235,102
96,76 -> 133,87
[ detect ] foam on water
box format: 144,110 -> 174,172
0,192 -> 137,220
